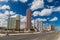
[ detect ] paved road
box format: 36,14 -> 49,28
0,32 -> 59,40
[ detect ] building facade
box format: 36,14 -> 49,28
25,9 -> 32,31
16,14 -> 20,31
8,14 -> 20,31
49,24 -> 54,31
8,17 -> 16,30
37,20 -> 43,32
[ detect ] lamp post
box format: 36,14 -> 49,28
6,12 -> 10,36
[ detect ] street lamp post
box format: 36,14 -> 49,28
6,12 -> 10,36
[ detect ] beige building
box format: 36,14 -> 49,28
8,14 -> 20,31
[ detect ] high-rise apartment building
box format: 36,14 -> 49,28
25,9 -> 32,31
49,24 -> 54,31
37,20 -> 43,32
8,14 -> 20,31
16,14 -> 20,31
8,17 -> 16,30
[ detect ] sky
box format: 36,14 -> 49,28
0,0 -> 60,30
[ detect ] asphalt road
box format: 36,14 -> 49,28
0,32 -> 59,40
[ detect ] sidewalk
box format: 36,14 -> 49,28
56,35 -> 60,40
55,32 -> 60,40
0,31 -> 55,37
0,34 -> 6,37
9,32 -> 41,35
0,32 -> 40,37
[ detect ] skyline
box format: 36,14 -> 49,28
0,0 -> 60,30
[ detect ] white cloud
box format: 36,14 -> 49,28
50,6 -> 54,9
10,11 -> 16,15
0,5 -> 10,10
50,17 -> 58,21
31,20 -> 35,26
33,9 -> 53,16
12,0 -> 18,2
33,11 -> 39,16
32,6 -> 60,17
20,15 -> 26,22
47,0 -> 53,2
12,0 -> 28,3
19,0 -> 28,3
20,22 -> 25,29
0,13 -> 8,19
47,6 -> 54,9
53,7 -> 60,12
31,20 -> 34,24
4,11 -> 10,15
0,0 -> 8,2
39,9 -> 53,16
36,18 -> 47,21
30,0 -> 44,11
20,15 -> 26,29
11,14 -> 17,18
0,13 -> 8,27
5,11 -> 15,15
0,18 -> 7,27
32,18 -> 47,23
0,10 -> 16,27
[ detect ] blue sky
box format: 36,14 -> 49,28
0,0 -> 60,30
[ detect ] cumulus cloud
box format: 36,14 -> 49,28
12,0 -> 28,3
47,0 -> 53,2
0,0 -> 8,2
20,22 -> 25,29
31,20 -> 35,26
53,7 -> 60,12
0,18 -> 7,27
0,13 -> 8,27
19,0 -> 28,3
33,6 -> 60,17
36,18 -> 47,21
50,17 -> 58,21
12,0 -> 18,2
39,9 -> 53,16
20,15 -> 26,22
4,10 -> 15,15
0,5 -> 10,10
19,15 -> 26,29
0,0 -> 28,3
33,9 -> 53,16
0,10 -> 16,27
33,11 -> 39,16
11,14 -> 17,18
30,0 -> 44,11
0,13 -> 8,19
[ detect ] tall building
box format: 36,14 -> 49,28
37,20 -> 43,32
16,14 -> 20,31
49,24 -> 54,31
8,14 -> 20,31
8,17 -> 16,30
25,9 -> 32,31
